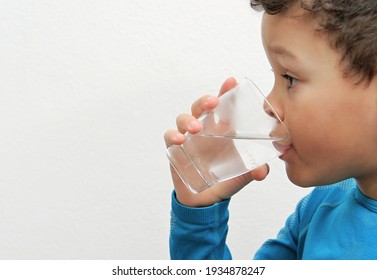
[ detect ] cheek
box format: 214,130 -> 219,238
284,111 -> 374,187
286,97 -> 349,157
283,110 -> 346,186
282,79 -> 377,186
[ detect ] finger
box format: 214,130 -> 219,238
218,77 -> 238,96
250,164 -> 270,181
164,130 -> 185,147
176,113 -> 203,134
190,78 -> 237,118
191,95 -> 219,118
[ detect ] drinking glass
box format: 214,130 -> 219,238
166,78 -> 290,194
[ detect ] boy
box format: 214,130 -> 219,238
164,0 -> 377,259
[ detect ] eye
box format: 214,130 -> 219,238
281,74 -> 298,88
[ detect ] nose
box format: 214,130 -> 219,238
263,99 -> 276,119
263,88 -> 284,122
263,91 -> 289,139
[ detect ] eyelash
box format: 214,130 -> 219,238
281,74 -> 298,88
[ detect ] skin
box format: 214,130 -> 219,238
262,6 -> 377,199
165,5 -> 377,207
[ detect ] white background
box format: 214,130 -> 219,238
0,0 -> 310,259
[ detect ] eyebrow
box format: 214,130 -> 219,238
269,45 -> 298,60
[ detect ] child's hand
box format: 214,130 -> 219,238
164,77 -> 269,207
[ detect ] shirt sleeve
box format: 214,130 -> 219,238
170,189 -> 316,260
253,192 -> 312,260
169,191 -> 232,260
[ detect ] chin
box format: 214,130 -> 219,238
285,164 -> 345,188
288,177 -> 315,188
285,165 -> 320,188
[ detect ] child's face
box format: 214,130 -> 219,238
262,6 -> 377,190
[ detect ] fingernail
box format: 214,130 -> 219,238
173,134 -> 184,142
204,96 -> 217,107
188,121 -> 198,131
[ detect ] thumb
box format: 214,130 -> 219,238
250,164 -> 270,181
209,164 -> 270,202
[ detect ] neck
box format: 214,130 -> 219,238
355,176 -> 377,200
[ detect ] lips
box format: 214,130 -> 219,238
273,141 -> 293,159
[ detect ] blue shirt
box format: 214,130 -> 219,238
170,179 -> 377,259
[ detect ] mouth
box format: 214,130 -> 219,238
273,141 -> 293,159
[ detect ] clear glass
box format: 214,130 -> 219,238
166,78 -> 290,194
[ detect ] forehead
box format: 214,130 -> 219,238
261,7 -> 330,63
262,7 -> 317,45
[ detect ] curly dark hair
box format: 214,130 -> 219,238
250,0 -> 377,83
